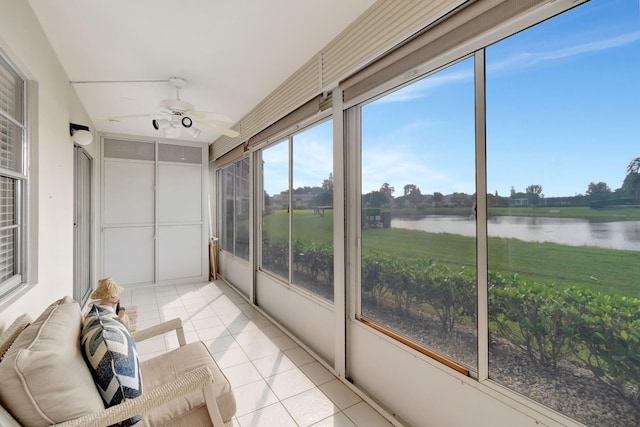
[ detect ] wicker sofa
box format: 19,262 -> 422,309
0,296 -> 236,426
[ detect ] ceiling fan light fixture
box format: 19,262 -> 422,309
185,126 -> 201,138
152,119 -> 171,130
181,116 -> 193,128
163,125 -> 181,138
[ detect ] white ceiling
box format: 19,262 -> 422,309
27,0 -> 376,143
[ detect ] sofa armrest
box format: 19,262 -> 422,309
53,366 -> 215,427
131,317 -> 186,346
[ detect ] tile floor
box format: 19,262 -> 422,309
119,280 -> 394,427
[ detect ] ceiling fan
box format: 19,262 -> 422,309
108,77 -> 239,139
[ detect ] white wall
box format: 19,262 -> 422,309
256,272 -> 335,364
0,0 -> 94,327
349,323 -> 557,427
218,252 -> 252,298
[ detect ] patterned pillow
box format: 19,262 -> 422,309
81,305 -> 143,426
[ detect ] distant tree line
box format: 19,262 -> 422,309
265,158 -> 640,211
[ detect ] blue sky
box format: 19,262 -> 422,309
265,0 -> 640,199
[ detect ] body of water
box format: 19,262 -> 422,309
391,215 -> 640,251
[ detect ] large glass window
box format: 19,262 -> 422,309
234,158 -> 250,259
0,52 -> 26,299
220,157 -> 249,261
292,120 -> 334,300
221,164 -> 234,253
360,57 -> 477,370
261,120 -> 334,301
486,1 -> 640,425
261,140 -> 289,277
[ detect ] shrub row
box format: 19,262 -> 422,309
262,237 -> 333,289
264,237 -> 640,403
490,272 -> 640,402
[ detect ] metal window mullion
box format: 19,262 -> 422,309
475,48 -> 489,382
232,164 -> 237,256
288,137 -> 293,284
15,164 -> 22,278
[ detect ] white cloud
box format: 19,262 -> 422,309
293,138 -> 333,187
488,30 -> 640,74
379,66 -> 474,104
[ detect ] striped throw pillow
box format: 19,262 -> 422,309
81,305 -> 142,426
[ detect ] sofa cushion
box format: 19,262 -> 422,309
138,341 -> 236,426
81,304 -> 143,426
0,296 -> 104,427
0,313 -> 31,361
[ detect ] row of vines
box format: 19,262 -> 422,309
263,236 -> 640,404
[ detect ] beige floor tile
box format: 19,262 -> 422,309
318,379 -> 362,410
236,402 -> 298,427
233,380 -> 280,417
344,401 -> 394,427
266,368 -> 316,400
299,360 -> 335,386
251,352 -> 299,379
282,387 -> 340,427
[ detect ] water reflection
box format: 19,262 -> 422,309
391,215 -> 640,251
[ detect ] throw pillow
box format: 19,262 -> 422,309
81,304 -> 143,426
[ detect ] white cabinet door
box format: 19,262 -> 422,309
102,139 -> 206,286
158,163 -> 202,223
104,226 -> 155,284
158,225 -> 202,280
102,160 -> 156,285
104,161 -> 155,224
158,163 -> 203,281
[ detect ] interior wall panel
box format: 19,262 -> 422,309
257,272 -> 335,365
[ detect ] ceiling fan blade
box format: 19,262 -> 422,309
197,120 -> 239,138
191,111 -> 233,123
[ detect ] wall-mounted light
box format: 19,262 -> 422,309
70,123 -> 93,146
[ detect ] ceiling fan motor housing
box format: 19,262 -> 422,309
160,98 -> 194,115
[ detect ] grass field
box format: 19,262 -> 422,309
263,209 -> 640,298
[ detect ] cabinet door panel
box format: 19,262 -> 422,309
104,161 -> 155,224
104,227 -> 155,285
158,164 -> 202,223
158,225 -> 202,280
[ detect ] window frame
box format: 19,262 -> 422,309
218,156 -> 250,261
0,50 -> 28,300
346,0 -> 638,425
351,54 -> 478,376
257,116 -> 335,302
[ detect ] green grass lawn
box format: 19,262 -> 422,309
264,209 -> 334,243
263,209 -> 640,298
